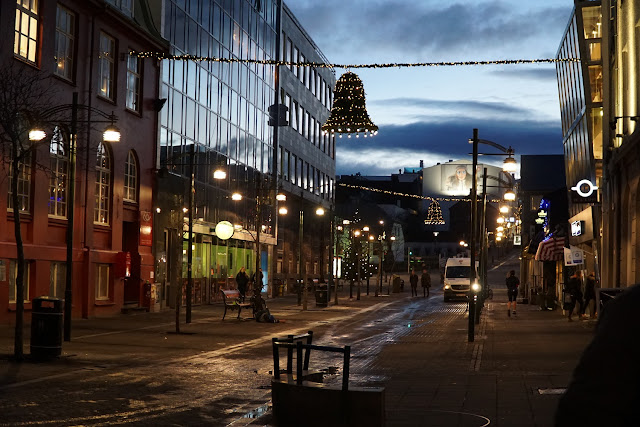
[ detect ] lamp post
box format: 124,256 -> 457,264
468,128 -> 517,342
29,92 -> 120,341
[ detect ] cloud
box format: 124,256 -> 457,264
335,117 -> 562,175
287,1 -> 572,62
370,97 -> 531,116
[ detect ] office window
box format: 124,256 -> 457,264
54,5 -> 74,80
126,53 -> 141,112
14,0 -> 39,63
98,33 -> 115,100
50,262 -> 66,298
124,150 -> 138,203
96,264 -> 110,300
9,260 -> 30,303
7,149 -> 32,213
94,142 -> 111,224
49,127 -> 68,217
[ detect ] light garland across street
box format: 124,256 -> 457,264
129,51 -> 579,69
338,183 -> 504,203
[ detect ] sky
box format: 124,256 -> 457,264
285,0 -> 575,176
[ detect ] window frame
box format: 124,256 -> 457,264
50,261 -> 66,298
7,149 -> 32,214
14,0 -> 40,64
94,142 -> 112,225
123,150 -> 138,203
95,263 -> 110,301
126,52 -> 141,112
48,127 -> 69,218
9,260 -> 30,303
54,5 -> 75,81
98,32 -> 116,101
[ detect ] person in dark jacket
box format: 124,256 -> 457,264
555,284 -> 640,426
506,270 -> 519,317
235,266 -> 249,301
566,270 -> 584,321
251,267 -> 264,294
421,268 -> 431,298
409,269 -> 418,297
581,271 -> 597,318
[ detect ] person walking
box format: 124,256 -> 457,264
236,266 -> 249,302
421,268 -> 431,297
409,269 -> 418,297
582,271 -> 596,318
566,270 -> 584,321
506,270 -> 519,317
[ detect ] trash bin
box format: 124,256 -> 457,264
392,275 -> 402,293
30,296 -> 63,360
315,283 -> 328,307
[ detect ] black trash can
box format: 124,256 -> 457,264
315,284 -> 328,307
30,296 -> 63,360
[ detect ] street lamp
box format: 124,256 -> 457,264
468,128 -> 517,343
28,92 -> 120,342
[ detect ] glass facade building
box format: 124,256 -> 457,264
155,1 -> 335,302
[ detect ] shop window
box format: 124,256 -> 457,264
96,264 -> 110,300
50,262 -> 66,298
49,127 -> 68,218
9,260 -> 31,303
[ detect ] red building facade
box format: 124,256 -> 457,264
0,0 -> 167,323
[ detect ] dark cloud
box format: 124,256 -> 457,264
490,68 -> 558,81
287,1 -> 572,61
371,97 -> 531,115
335,117 -> 562,175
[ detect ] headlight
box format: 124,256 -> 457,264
444,284 -> 451,290
471,282 -> 481,292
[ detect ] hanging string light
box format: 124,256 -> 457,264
338,183 -> 504,203
322,71 -> 378,138
130,50 -> 579,69
424,200 -> 446,225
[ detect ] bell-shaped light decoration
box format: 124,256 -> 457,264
424,200 -> 446,225
321,71 -> 378,138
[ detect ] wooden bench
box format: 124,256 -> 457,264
221,289 -> 252,320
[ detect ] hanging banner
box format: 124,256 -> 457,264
564,246 -> 585,266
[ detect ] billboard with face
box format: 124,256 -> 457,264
442,164 -> 473,196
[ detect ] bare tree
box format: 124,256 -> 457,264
0,63 -> 59,361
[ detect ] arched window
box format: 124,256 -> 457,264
49,127 -> 68,217
94,142 -> 111,224
124,150 -> 138,203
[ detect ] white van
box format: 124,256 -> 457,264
443,257 -> 478,302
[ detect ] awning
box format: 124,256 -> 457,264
535,234 -> 566,261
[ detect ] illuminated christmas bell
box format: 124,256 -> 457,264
424,200 -> 445,225
322,71 -> 378,138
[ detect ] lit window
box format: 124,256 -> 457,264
49,127 -> 68,218
126,53 -> 141,111
50,262 -> 66,298
124,150 -> 138,203
54,5 -> 74,80
94,142 -> 111,224
96,264 -> 110,300
7,149 -> 32,213
9,260 -> 30,303
98,33 -> 115,100
14,0 -> 39,63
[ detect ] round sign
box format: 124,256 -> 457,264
571,179 -> 598,198
215,221 -> 234,240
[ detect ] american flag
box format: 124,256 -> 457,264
535,234 -> 566,261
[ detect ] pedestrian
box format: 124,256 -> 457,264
582,271 -> 596,318
566,270 -> 584,321
421,268 -> 431,297
409,269 -> 418,297
236,266 -> 249,302
251,267 -> 264,294
555,284 -> 640,425
506,270 -> 519,317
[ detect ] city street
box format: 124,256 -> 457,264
1,252 -> 594,426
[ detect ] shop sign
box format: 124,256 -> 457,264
564,246 -> 584,266
571,220 -> 585,237
513,235 -> 522,246
140,210 -> 153,246
571,179 -> 598,204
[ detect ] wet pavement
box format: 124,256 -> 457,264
0,253 -> 595,426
